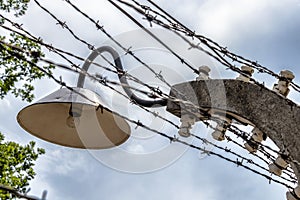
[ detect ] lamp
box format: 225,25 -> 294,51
16,46 -> 146,149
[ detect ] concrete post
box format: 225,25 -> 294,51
166,79 -> 300,180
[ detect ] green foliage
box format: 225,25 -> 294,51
0,0 -> 30,17
0,33 -> 55,102
0,2 -> 49,199
0,132 -> 45,199
0,0 -> 55,102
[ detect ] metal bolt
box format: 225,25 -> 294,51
178,113 -> 196,137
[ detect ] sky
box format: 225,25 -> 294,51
1,0 -> 300,200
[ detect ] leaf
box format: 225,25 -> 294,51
0,132 -> 45,199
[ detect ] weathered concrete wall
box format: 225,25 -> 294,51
167,79 -> 300,180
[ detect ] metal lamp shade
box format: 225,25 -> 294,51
17,87 -> 131,149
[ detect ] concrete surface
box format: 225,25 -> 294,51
167,79 -> 300,180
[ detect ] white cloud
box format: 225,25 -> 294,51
0,98 -> 11,108
126,143 -> 145,153
191,0 -> 300,42
1,0 -> 300,200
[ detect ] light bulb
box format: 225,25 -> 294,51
66,115 -> 80,128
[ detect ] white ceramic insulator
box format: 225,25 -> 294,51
244,143 -> 257,153
211,124 -> 226,141
275,156 -> 289,169
251,128 -> 264,143
269,156 -> 289,176
273,70 -> 295,97
236,66 -> 254,83
236,75 -> 251,82
281,70 -> 295,80
244,127 -> 264,153
178,114 -> 196,137
273,81 -> 290,97
269,163 -> 282,176
210,116 -> 232,141
252,127 -> 263,136
287,192 -> 298,200
197,74 -> 210,80
212,130 -> 225,141
294,186 -> 300,198
196,65 -> 211,81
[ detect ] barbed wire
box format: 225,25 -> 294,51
55,0 -> 299,163
124,0 -> 300,93
62,0 -> 199,75
1,1 -> 298,192
33,0 -> 175,90
103,0 -> 300,171
0,18 -> 182,128
224,135 -> 297,181
115,0 -> 300,99
1,41 -> 295,189
2,19 -> 295,180
1,0 -> 297,169
191,133 -> 297,184
3,0 -> 299,181
0,14 -> 290,170
1,38 -> 297,187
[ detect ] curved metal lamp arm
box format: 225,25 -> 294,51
77,46 -> 167,107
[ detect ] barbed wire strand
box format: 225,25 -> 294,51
1,5 -> 297,182
106,0 -> 201,76
1,0 -> 296,167
58,0 -> 297,161
1,39 -> 295,188
116,0 -> 300,100
33,0 -> 175,89
0,18 -> 166,98
130,0 -> 300,93
0,20 -> 182,129
1,3 -> 298,188
191,133 -> 297,184
224,134 -> 297,181
99,0 -> 300,166
5,22 -> 296,181
1,5 -> 298,177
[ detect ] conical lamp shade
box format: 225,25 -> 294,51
17,87 -> 131,149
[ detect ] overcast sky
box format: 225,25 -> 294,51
1,0 -> 300,200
